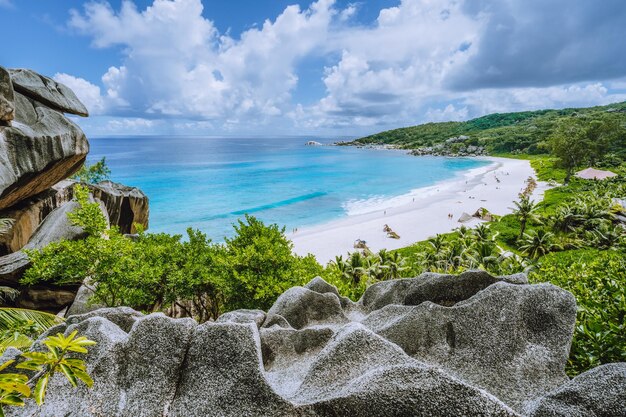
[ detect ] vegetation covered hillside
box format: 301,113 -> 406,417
347,101 -> 626,158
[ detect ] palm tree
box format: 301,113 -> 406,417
428,234 -> 446,252
519,230 -> 561,259
473,223 -> 492,243
384,252 -> 408,279
551,204 -> 584,233
589,224 -> 625,249
0,308 -> 64,353
511,196 -> 541,239
344,251 -> 368,286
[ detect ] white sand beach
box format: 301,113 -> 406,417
290,157 -> 549,264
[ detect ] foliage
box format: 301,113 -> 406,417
348,101 -> 626,164
0,309 -> 63,353
530,250 -> 626,376
0,331 -> 95,415
223,215 -> 322,311
67,185 -> 108,237
518,230 -> 561,259
72,157 -> 111,184
24,215 -> 322,321
545,117 -> 624,183
323,249 -> 410,300
510,195 -> 541,239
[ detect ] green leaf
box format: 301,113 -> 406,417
0,361 -> 13,373
33,373 -> 49,406
70,367 -> 94,387
59,364 -> 77,387
0,394 -> 25,406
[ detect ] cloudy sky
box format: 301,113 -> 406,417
1,0 -> 626,137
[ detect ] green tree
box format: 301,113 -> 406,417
72,157 -> 111,184
511,195 -> 541,239
165,229 -> 226,322
547,119 -> 590,183
222,215 -> 322,311
519,230 -> 560,259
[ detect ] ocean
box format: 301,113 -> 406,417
87,136 -> 490,240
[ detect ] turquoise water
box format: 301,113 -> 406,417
87,137 -> 489,240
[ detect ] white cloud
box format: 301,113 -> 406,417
0,0 -> 13,9
53,73 -> 107,115
462,83 -> 626,116
68,0 -> 336,126
425,104 -> 469,122
65,0 -> 626,135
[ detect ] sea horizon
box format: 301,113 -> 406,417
87,136 -> 490,240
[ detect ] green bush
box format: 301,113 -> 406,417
530,249 -> 626,376
67,185 -> 108,237
222,215 -> 322,311
24,214 -> 322,321
72,157 -> 111,184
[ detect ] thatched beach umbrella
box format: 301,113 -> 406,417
575,168 -> 618,180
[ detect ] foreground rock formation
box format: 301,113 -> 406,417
4,271 -> 623,416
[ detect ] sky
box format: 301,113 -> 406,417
1,0 -> 626,137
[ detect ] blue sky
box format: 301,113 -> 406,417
2,0 -> 626,137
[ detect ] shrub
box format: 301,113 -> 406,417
72,157 -> 111,184
530,249 -> 626,376
67,185 -> 108,237
24,214 -> 322,321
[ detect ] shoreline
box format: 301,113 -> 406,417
289,156 -> 549,264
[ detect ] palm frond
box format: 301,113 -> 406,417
0,308 -> 64,353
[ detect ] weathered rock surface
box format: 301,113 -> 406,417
7,271 -> 620,416
362,281 -> 576,410
0,66 -> 15,123
65,279 -> 104,317
88,180 -> 149,234
267,286 -> 350,329
525,363 -> 626,417
9,68 -> 88,117
0,200 -> 88,285
217,308 -> 266,328
0,179 -> 149,253
0,180 -> 74,255
0,67 -> 89,210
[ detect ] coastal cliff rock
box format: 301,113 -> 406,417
0,180 -> 149,254
0,67 -> 15,123
6,271 -> 620,417
0,66 -> 150,312
87,180 -> 149,234
0,198 -> 108,311
0,180 -> 74,255
0,200 -> 89,285
8,68 -> 88,117
0,66 -> 89,210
